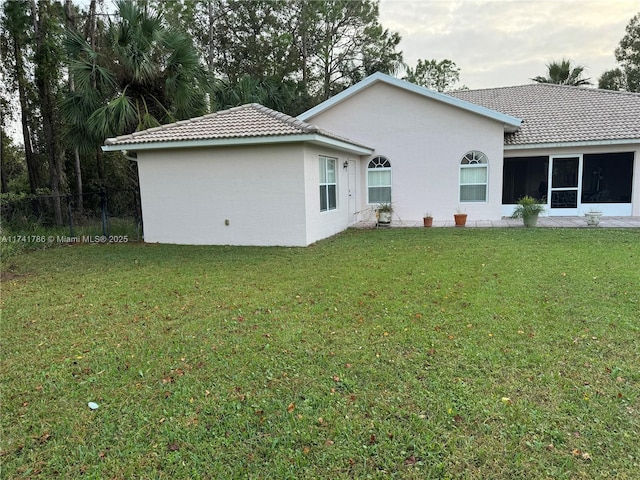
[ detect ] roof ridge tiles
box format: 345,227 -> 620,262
250,103 -> 321,132
132,125 -> 164,136
105,79 -> 639,150
104,102 -> 372,150
463,83 -> 640,97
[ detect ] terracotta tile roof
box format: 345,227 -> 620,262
104,103 -> 370,149
450,84 -> 640,146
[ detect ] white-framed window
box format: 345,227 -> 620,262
319,156 -> 337,212
367,156 -> 391,204
460,151 -> 488,202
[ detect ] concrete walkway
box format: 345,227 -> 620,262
358,216 -> 640,228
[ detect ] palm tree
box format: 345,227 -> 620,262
62,0 -> 211,153
532,59 -> 592,86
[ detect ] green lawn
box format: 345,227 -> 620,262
1,228 -> 639,479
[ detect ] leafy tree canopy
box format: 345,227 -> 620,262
403,59 -> 465,92
2,0 -> 405,199
598,67 -> 628,91
600,12 -> 640,92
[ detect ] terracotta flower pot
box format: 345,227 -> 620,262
423,217 -> 433,227
454,213 -> 467,227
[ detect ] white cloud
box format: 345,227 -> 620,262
379,0 -> 639,88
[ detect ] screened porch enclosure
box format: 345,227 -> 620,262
502,156 -> 548,204
503,152 -> 635,215
581,152 -> 633,204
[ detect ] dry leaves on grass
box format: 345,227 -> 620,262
572,449 -> 592,461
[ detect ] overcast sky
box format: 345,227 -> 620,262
379,0 -> 638,89
4,1 -> 637,143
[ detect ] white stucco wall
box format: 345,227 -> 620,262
302,145 -> 359,244
304,82 -> 507,222
135,142 -> 364,246
505,143 -> 640,217
135,144 -> 309,246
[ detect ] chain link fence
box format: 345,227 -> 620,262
1,189 -> 142,241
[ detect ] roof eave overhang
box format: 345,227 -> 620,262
102,133 -> 374,156
504,138 -> 640,150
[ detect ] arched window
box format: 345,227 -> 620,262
460,151 -> 488,202
367,156 -> 391,204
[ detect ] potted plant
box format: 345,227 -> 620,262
511,195 -> 545,227
585,209 -> 603,226
377,203 -> 393,225
423,212 -> 433,227
453,208 -> 467,227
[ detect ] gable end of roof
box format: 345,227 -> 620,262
299,72 -> 522,132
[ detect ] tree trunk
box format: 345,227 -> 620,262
0,127 -> 6,194
88,0 -> 96,52
72,150 -> 83,213
208,0 -> 215,71
95,148 -> 105,187
300,3 -> 309,87
65,0 -> 83,214
12,25 -> 40,194
323,48 -> 331,100
33,0 -> 64,224
207,0 -> 216,110
293,0 -> 311,91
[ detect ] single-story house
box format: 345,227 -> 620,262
103,72 -> 640,246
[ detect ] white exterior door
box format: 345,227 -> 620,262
549,155 -> 581,215
347,159 -> 357,224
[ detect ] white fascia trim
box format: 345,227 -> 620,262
504,138 -> 640,150
102,134 -> 374,155
299,72 -> 522,131
310,135 -> 374,155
